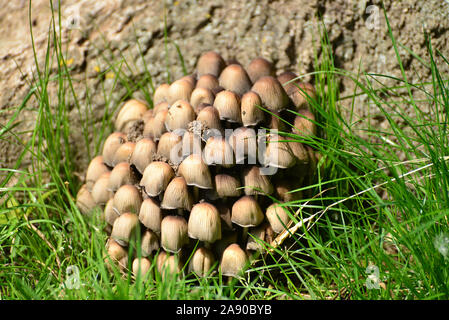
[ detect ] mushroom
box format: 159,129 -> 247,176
139,198 -> 163,234
196,106 -> 222,132
241,91 -> 265,127
102,132 -> 127,167
247,57 -> 275,83
168,79 -> 194,105
132,257 -> 152,279
264,133 -> 296,169
220,243 -> 248,278
218,64 -> 252,96
241,166 -> 274,196
111,141 -> 136,167
231,195 -> 264,243
156,251 -> 182,279
229,127 -> 257,164
246,222 -> 274,252
156,131 -> 183,164
196,74 -> 221,93
188,247 -> 216,277
292,109 -> 316,138
160,215 -> 189,253
130,138 -> 157,174
196,51 -> 226,78
113,184 -> 142,215
178,154 -> 213,201
190,87 -> 215,113
91,172 -> 113,205
140,161 -> 174,198
76,184 -> 99,216
266,203 -> 291,234
213,90 -> 242,125
141,229 -> 160,257
111,212 -> 140,246
161,177 -> 194,214
203,136 -> 234,168
153,83 -> 170,105
181,131 -> 203,159
165,100 -> 196,132
107,162 -> 139,192
104,198 -> 119,226
85,155 -> 110,191
153,102 -> 170,115
143,109 -> 168,141
251,76 -> 290,112
115,99 -> 148,133
187,202 -> 222,246
105,238 -> 128,272
214,174 -> 242,199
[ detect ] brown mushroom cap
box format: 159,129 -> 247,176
111,212 -> 140,246
247,57 -> 275,83
140,161 -> 175,197
229,127 -> 258,164
220,243 -> 248,278
213,90 -> 242,124
132,257 -> 152,278
156,131 -> 183,163
168,79 -> 194,105
85,156 -> 110,191
165,100 -> 196,132
188,247 -> 216,277
266,203 -> 291,234
241,166 -> 274,196
102,132 -> 127,167
139,198 -> 163,234
203,136 -> 235,168
153,83 -> 170,105
196,74 -> 220,92
251,76 -> 290,112
196,106 -> 222,132
264,133 -> 296,169
160,215 -> 189,253
188,202 -> 222,243
107,162 -> 139,192
111,141 -> 136,167
231,195 -> 264,228
190,87 -> 215,113
218,64 -> 252,96
178,154 -> 213,189
141,230 -> 160,257
76,184 -> 99,216
91,172 -> 114,205
130,138 -> 157,174
104,198 -> 119,226
115,99 -> 148,133
113,184 -> 142,215
196,51 -> 226,78
215,174 -> 242,198
161,176 -> 194,211
143,109 -> 168,141
241,91 -> 265,127
292,109 -> 316,137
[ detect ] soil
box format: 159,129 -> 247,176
1,0 -> 448,184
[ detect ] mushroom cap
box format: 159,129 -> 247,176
246,223 -> 275,251
231,195 -> 264,228
213,90 -> 242,124
241,166 -> 274,196
140,161 -> 175,197
196,51 -> 226,78
220,243 -> 248,277
113,184 -> 142,215
196,74 -> 220,92
153,102 -> 170,115
181,131 -> 203,158
102,132 -> 127,167
188,247 -> 216,277
264,133 -> 296,169
107,162 -> 139,192
132,257 -> 152,278
203,136 -> 235,168
111,141 -> 136,166
188,202 -> 222,243
266,203 -> 290,234
190,87 -> 215,113
293,109 -> 316,137
218,64 -> 252,96
160,215 -> 189,253
161,177 -> 194,211
115,99 -> 148,133
104,198 -> 119,226
178,154 -> 213,189
156,131 -> 183,164
165,100 -> 196,131
139,198 -> 162,233
241,91 -> 265,127
229,127 -> 258,164
141,230 -> 160,257
130,138 -> 157,174
251,76 -> 290,112
247,57 -> 275,83
85,156 -> 110,191
76,184 -> 99,216
214,174 -> 242,198
168,79 -> 194,105
91,172 -> 113,205
111,212 -> 140,246
157,251 -> 182,277
196,106 -> 222,132
153,83 -> 170,105
143,109 -> 168,141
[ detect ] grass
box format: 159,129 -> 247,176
1,1 -> 449,300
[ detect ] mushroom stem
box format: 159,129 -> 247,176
178,208 -> 184,216
193,186 -> 200,203
241,227 -> 249,245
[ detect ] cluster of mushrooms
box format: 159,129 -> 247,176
76,51 -> 318,280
